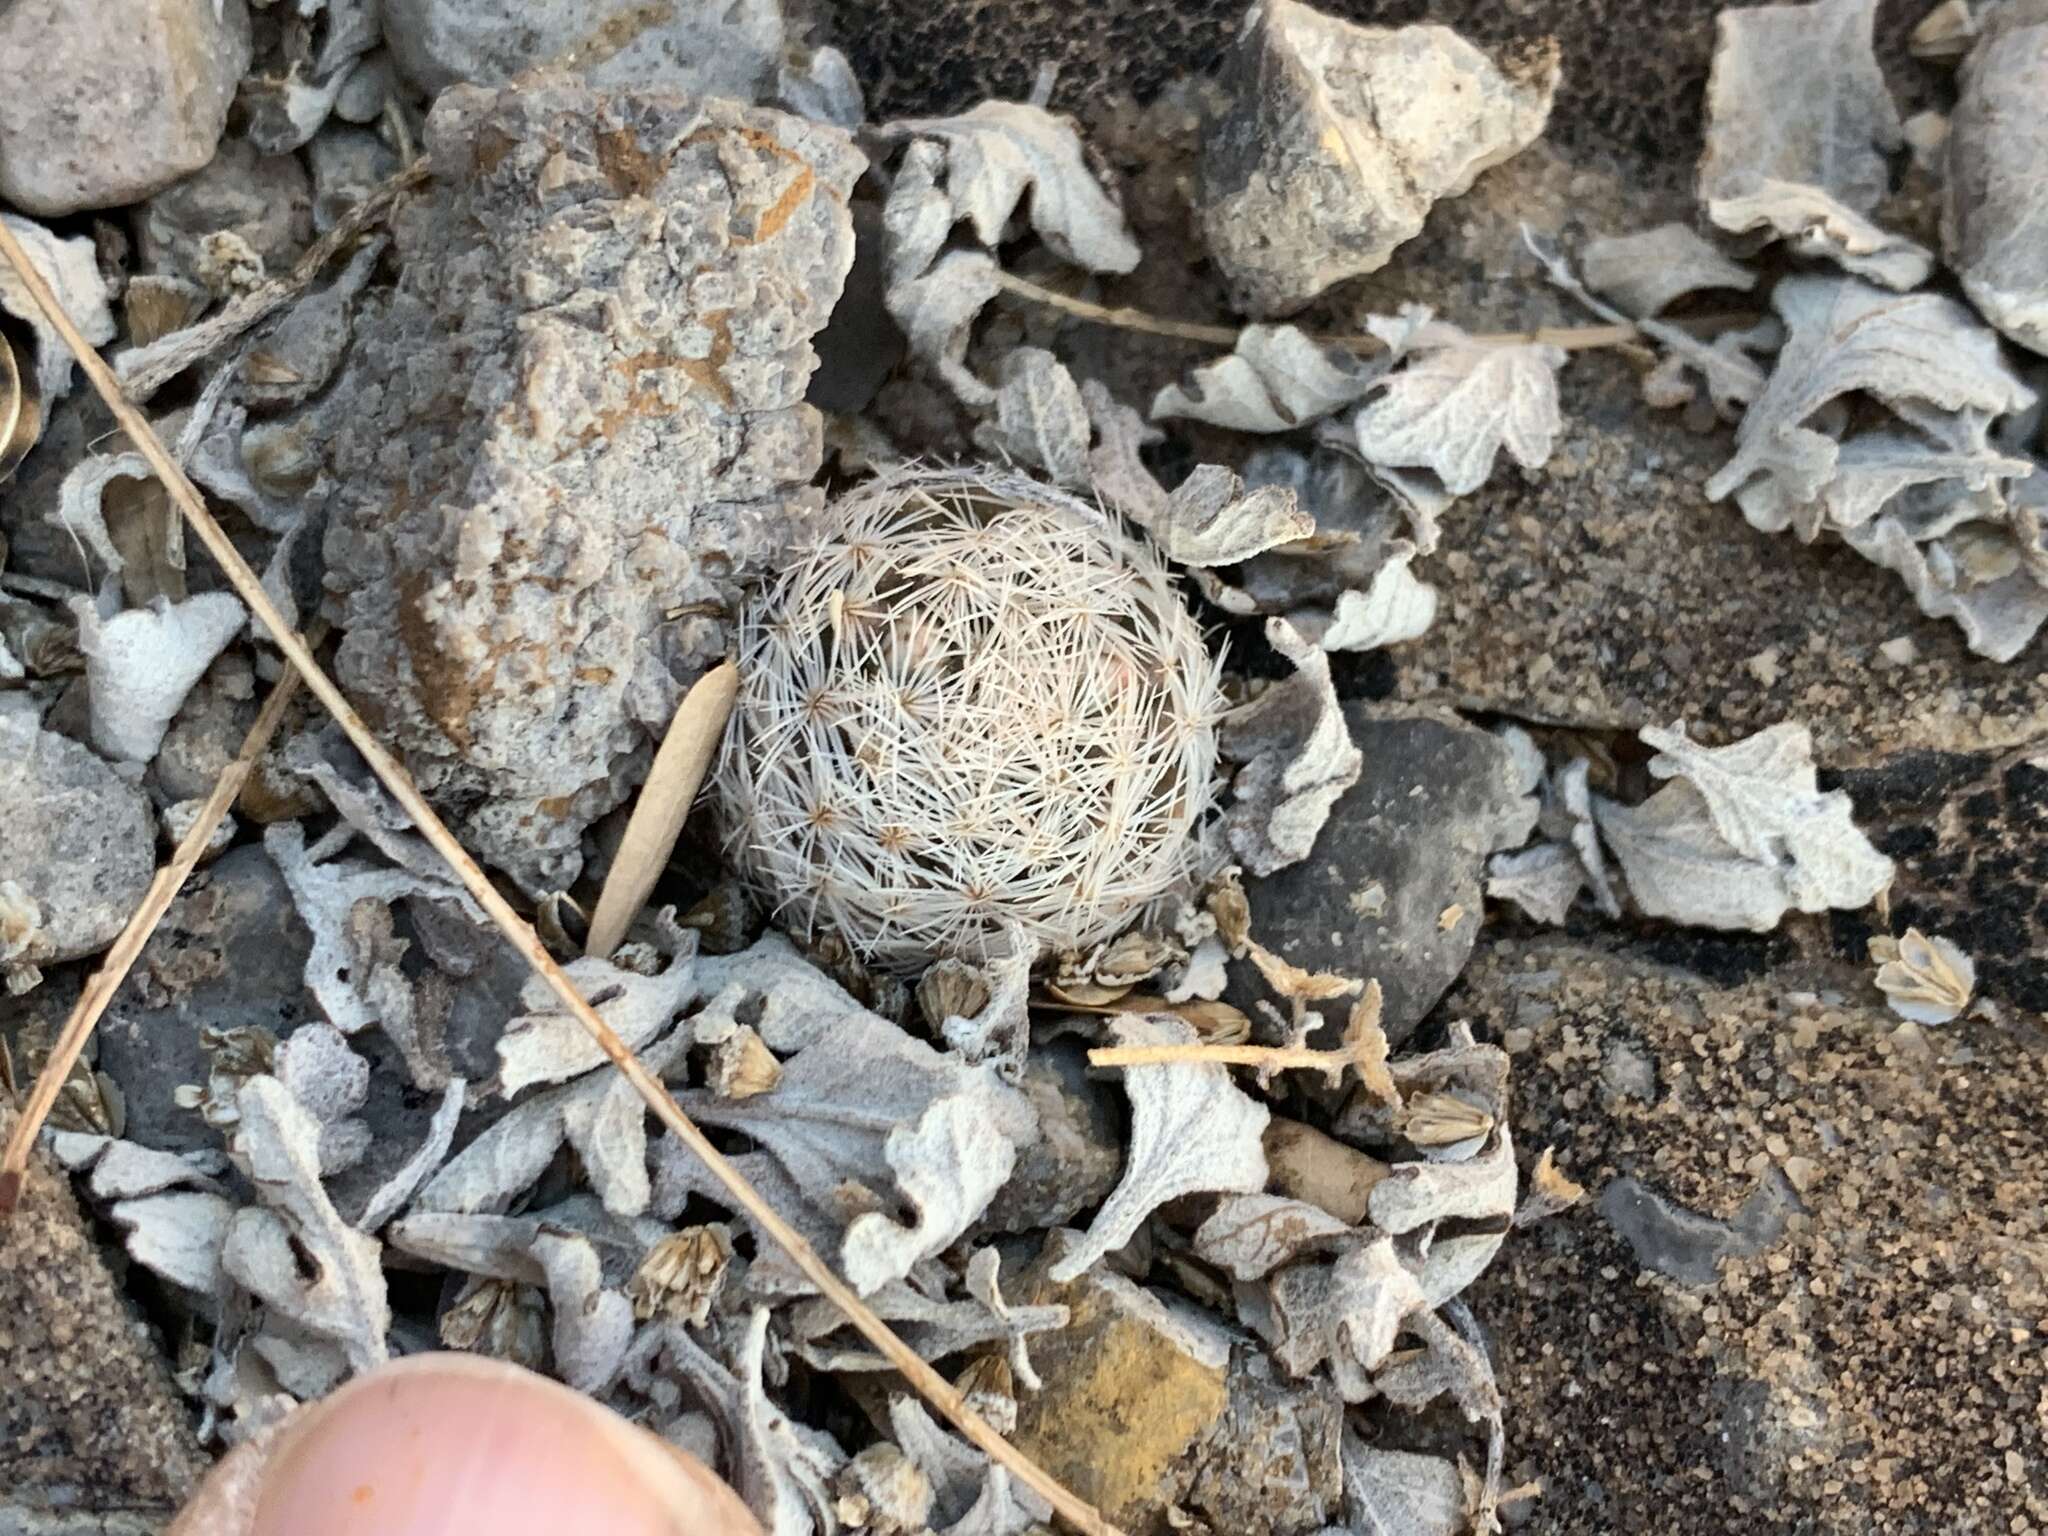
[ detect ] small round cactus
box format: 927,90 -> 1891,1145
714,466 -> 1225,970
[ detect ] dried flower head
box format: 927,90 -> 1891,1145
715,467 -> 1226,970
629,1225 -> 734,1325
439,1276 -> 547,1370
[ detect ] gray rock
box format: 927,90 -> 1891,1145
306,127 -> 402,233
982,1039 -> 1123,1234
0,0 -> 252,216
1944,0 -> 2048,357
96,846 -> 316,1153
317,81 -> 863,893
1198,0 -> 1557,317
1237,704 -> 1537,1043
380,0 -> 783,100
1598,1167 -> 1801,1290
135,137 -> 315,294
0,716 -> 153,980
1187,1353 -> 1344,1536
334,51 -> 401,124
148,658 -> 259,806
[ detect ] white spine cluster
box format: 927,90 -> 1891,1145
714,467 -> 1225,971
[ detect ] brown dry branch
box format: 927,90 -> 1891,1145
0,640 -> 312,1212
584,661 -> 738,959
1089,979 -> 1396,1098
0,215 -> 1122,1536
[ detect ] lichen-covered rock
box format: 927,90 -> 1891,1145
1198,0 -> 1558,317
0,716 -> 153,982
1944,0 -> 2048,357
380,0 -> 783,100
0,0 -> 252,216
0,1105 -> 208,1518
1011,1246 -> 1232,1533
318,82 -> 864,892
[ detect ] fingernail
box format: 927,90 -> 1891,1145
242,1354 -> 756,1536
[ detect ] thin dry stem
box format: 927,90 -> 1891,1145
992,268 -> 1744,355
0,643 -> 310,1213
1089,979 -> 1393,1096
0,215 -> 1121,1536
584,661 -> 739,960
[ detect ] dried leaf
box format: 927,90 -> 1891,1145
784,1253 -> 1068,1379
1192,1192 -> 1354,1281
1706,276 -> 2036,508
496,939 -> 695,1095
107,1190 -> 234,1295
1135,464 -> 1314,568
530,1229 -> 636,1392
688,931 -> 873,1054
1485,842 -> 1583,925
273,1021 -> 371,1176
1580,224 -> 1757,317
1699,0 -> 1901,216
225,1076 -> 390,1373
1314,543 -> 1438,651
51,1132 -> 224,1200
886,250 -> 1004,406
1707,180 -> 1934,291
1261,1235 -> 1427,1392
1348,326 -> 1566,496
889,1396 -> 1053,1536
1594,781 -> 1808,930
415,1034 -> 684,1218
877,102 -> 1141,277
1153,324 -> 1382,433
1368,1125 -> 1518,1236
71,591 -> 245,763
1869,926 -> 1975,1024
936,927 -> 1037,1082
680,1011 -> 1038,1295
971,347 -> 1091,487
1636,721 -> 1894,913
1081,379 -> 1170,529
1219,618 -> 1364,877
1840,506 -> 2048,663
355,1076 -> 466,1233
840,1078 -> 1026,1295
1047,1013 -> 1269,1282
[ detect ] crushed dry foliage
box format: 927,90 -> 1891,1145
0,0 -> 2036,1532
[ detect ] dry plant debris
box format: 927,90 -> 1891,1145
1,0 -> 2036,1533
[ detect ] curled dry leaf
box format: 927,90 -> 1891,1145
1580,224 -> 1756,318
876,101 -> 1141,279
1220,618 -> 1364,877
1340,1433 -> 1469,1536
1193,1192 -> 1354,1281
225,1075 -> 390,1374
971,346 -> 1091,487
1594,721 -> 1896,932
1707,182 -> 1934,291
1048,1013 -> 1269,1282
885,249 -> 1003,406
1153,323 -> 1383,433
71,591 -> 246,763
355,1076 -> 466,1233
272,1021 -> 371,1177
495,937 -> 696,1095
1869,926 -> 1975,1024
0,212 -> 116,400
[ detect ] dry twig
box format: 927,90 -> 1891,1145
584,661 -> 738,960
0,213 -> 1121,1536
0,645 -> 310,1212
1090,980 -> 1396,1099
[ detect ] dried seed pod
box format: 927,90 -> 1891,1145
439,1276 -> 548,1371
715,466 -> 1226,971
832,1443 -> 933,1535
916,957 -> 990,1031
629,1226 -> 734,1325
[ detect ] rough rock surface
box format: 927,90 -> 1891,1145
1198,0 -> 1558,317
1181,1352 -> 1344,1536
318,82 -> 864,892
0,0 -> 253,216
985,1040 -> 1125,1234
1943,0 -> 2048,356
0,1107 -> 208,1519
95,847 -> 316,1155
0,717 -> 154,977
380,0 -> 784,100
1011,1249 -> 1232,1534
1236,704 -> 1536,1043
1453,937 -> 2048,1534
